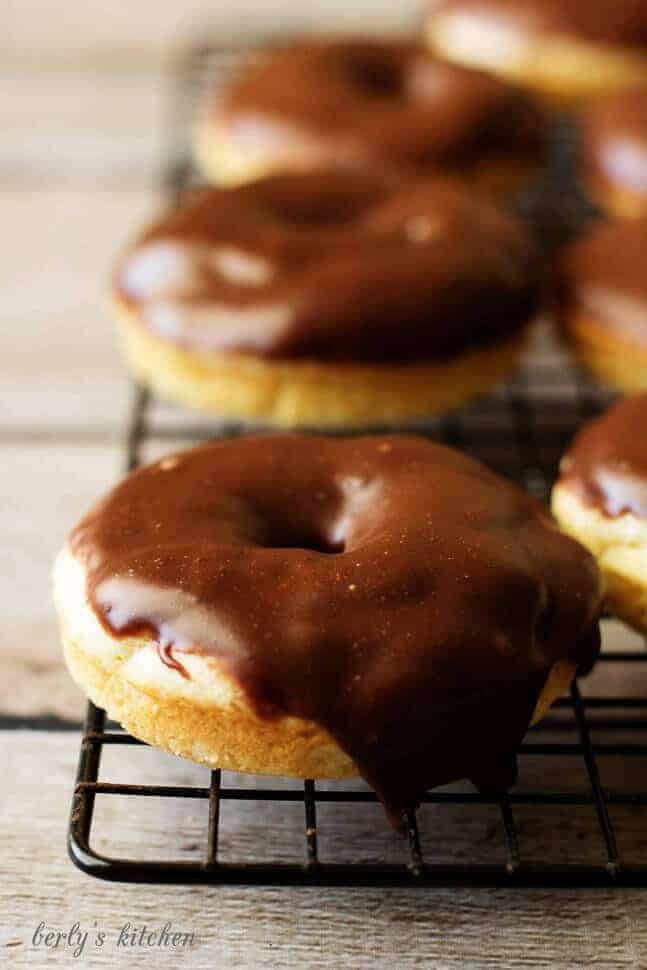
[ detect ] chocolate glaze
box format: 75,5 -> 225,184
70,434 -> 601,823
560,394 -> 647,518
582,87 -> 647,195
116,171 -> 541,363
158,643 -> 190,680
558,217 -> 647,347
213,39 -> 546,174
431,0 -> 647,50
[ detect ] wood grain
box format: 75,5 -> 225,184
0,444 -> 121,721
3,15 -> 647,966
3,2 -> 414,63
0,185 -> 158,432
2,731 -> 647,969
0,71 -> 161,184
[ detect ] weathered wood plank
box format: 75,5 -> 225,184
0,71 -> 161,183
0,445 -> 119,720
0,186 -> 157,431
2,28 -> 647,959
2,730 -> 647,969
2,3 -> 414,63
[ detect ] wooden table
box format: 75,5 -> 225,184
2,16 -> 647,968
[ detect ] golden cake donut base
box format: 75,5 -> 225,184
192,118 -> 541,194
552,483 -> 647,634
54,545 -> 575,780
55,546 -> 356,779
562,309 -> 647,393
115,302 -> 529,429
425,16 -> 647,106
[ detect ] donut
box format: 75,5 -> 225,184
113,169 -> 542,428
556,217 -> 647,392
424,0 -> 647,106
54,434 -> 602,823
552,395 -> 647,633
579,86 -> 647,219
195,37 -> 547,193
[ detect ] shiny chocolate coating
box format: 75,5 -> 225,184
558,217 -> 647,347
430,0 -> 647,49
70,434 -> 601,822
559,394 -> 647,518
581,87 -> 647,195
115,170 -> 541,363
212,38 -> 546,174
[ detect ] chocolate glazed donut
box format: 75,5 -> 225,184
116,171 -> 540,363
428,0 -> 647,50
556,216 -> 647,393
195,37 -> 546,189
425,0 -> 647,105
558,394 -> 647,518
112,170 -> 542,427
552,395 -> 647,633
60,435 -> 602,824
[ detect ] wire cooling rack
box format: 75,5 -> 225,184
68,40 -> 647,887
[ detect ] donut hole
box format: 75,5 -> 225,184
341,53 -> 404,100
242,475 -> 381,555
256,523 -> 345,555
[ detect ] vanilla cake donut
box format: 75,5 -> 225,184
54,434 -> 602,824
113,170 -> 542,428
194,37 -> 547,192
552,395 -> 647,633
425,0 -> 647,106
557,217 -> 647,392
580,86 -> 647,219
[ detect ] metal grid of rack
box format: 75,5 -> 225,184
68,40 -> 647,887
